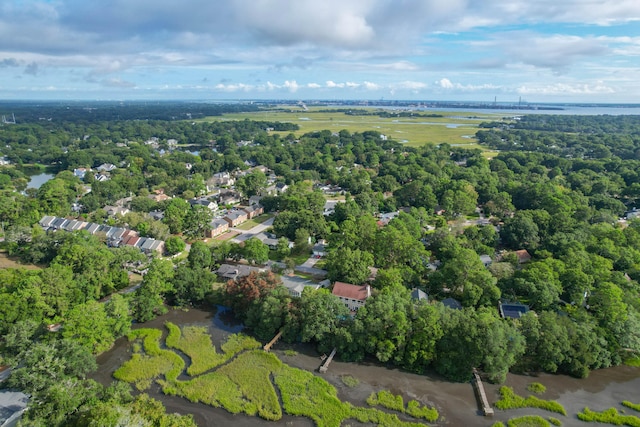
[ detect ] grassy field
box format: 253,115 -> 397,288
115,323 -> 436,427
234,214 -> 274,231
0,251 -> 41,270
200,106 -> 504,150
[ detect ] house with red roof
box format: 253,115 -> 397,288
331,282 -> 371,312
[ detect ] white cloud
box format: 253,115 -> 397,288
517,82 -> 615,95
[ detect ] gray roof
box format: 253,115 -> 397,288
0,390 -> 29,427
216,263 -> 267,279
410,288 -> 429,301
211,218 -> 228,228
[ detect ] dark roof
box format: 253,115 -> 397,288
442,297 -> 462,310
499,302 -> 530,319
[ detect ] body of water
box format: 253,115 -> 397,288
93,307 -> 640,427
26,172 -> 54,190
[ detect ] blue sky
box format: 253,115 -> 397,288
1,0 -> 640,102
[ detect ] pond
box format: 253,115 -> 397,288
26,173 -> 54,190
93,307 -> 640,427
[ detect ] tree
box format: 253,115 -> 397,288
501,210 -> 541,250
169,265 -> 214,306
354,285 -> 412,363
188,240 -> 212,270
245,286 -> 294,340
299,288 -> 350,347
105,294 -> 131,339
325,247 -> 373,285
275,237 -> 291,259
183,205 -> 214,239
163,198 -> 190,234
401,303 -> 443,373
165,235 -> 186,255
131,258 -> 174,322
62,301 -> 115,354
236,170 -> 267,197
431,247 -> 500,307
224,271 -> 281,315
242,237 -> 270,264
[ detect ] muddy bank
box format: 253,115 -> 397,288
93,307 -> 640,427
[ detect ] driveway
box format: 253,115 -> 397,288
231,217 -> 275,243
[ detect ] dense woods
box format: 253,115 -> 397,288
1,103 -> 640,425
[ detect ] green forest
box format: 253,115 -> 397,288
0,102 -> 639,426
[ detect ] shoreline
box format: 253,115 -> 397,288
92,307 -> 640,427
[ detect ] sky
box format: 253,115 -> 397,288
1,0 -> 640,102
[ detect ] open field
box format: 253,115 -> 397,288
200,107 -> 504,149
235,214 -> 274,231
0,251 -> 41,270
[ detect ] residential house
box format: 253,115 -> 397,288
280,275 -> 321,298
312,241 -> 327,257
514,249 -> 532,264
332,282 -> 371,312
208,172 -> 235,187
216,263 -> 267,280
275,182 -> 289,194
0,390 -> 29,427
410,288 -> 429,302
96,163 -> 116,172
218,190 -> 241,206
479,255 -> 493,267
189,197 -> 218,212
223,210 -> 249,227
73,167 -> 90,179
242,204 -> 264,219
499,301 -> 530,319
207,218 -> 229,238
94,172 -> 110,182
441,297 -> 463,310
103,205 -> 130,217
248,195 -> 263,206
254,232 -> 285,250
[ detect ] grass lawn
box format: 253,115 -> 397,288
235,214 -> 274,230
199,106 -> 505,149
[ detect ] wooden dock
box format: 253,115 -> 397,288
319,348 -> 337,373
263,330 -> 283,352
472,368 -> 494,416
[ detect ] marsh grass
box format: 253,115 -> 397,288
578,407 -> 640,426
339,374 -> 359,388
527,382 -> 547,395
367,390 -> 439,422
623,401 -> 640,412
116,326 -> 433,427
495,386 -> 566,416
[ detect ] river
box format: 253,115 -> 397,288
93,307 -> 640,427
